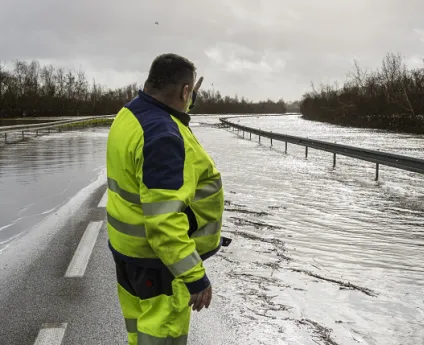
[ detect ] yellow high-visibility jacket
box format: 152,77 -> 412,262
106,90 -> 225,294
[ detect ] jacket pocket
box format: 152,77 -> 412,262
131,266 -> 174,300
171,278 -> 191,312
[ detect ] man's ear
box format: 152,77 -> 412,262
181,84 -> 190,102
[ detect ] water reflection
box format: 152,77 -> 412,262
0,128 -> 107,251
193,116 -> 424,345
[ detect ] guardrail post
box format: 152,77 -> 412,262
4,133 -> 7,144
22,131 -> 24,140
220,118 -> 424,179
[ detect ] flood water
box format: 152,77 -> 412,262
0,129 -> 107,253
0,115 -> 423,344
236,114 -> 424,158
208,115 -> 424,345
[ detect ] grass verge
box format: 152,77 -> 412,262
57,118 -> 114,130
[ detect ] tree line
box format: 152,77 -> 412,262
0,60 -> 290,118
0,60 -> 140,117
301,53 -> 424,134
191,90 -> 287,114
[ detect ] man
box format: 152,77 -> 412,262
106,53 -> 229,345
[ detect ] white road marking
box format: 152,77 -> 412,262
98,190 -> 107,208
33,323 -> 67,345
65,221 -> 103,278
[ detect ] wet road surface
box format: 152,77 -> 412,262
0,117 -> 423,344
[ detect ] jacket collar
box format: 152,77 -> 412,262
139,90 -> 191,127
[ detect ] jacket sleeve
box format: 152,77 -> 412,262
136,133 -> 210,295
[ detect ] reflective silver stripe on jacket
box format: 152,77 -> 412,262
167,251 -> 201,276
108,212 -> 220,240
194,178 -> 222,201
142,200 -> 186,216
107,212 -> 146,237
191,218 -> 222,238
108,177 -> 141,205
107,177 -> 221,206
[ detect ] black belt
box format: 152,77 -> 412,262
109,236 -> 232,267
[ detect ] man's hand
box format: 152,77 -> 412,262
188,285 -> 212,312
193,76 -> 204,93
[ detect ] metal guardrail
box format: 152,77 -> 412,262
0,115 -> 115,133
1,115 -> 115,144
220,117 -> 424,180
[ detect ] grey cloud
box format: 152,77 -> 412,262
0,0 -> 423,101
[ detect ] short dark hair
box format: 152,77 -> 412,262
144,53 -> 196,92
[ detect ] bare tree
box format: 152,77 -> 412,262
301,53 -> 424,133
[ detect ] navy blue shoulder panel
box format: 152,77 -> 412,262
126,95 -> 185,190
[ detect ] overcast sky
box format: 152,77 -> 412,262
1,0 -> 423,101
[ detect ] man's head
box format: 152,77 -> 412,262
144,53 -> 196,112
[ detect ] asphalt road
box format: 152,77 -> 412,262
0,183 -> 239,345
0,185 -> 128,345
